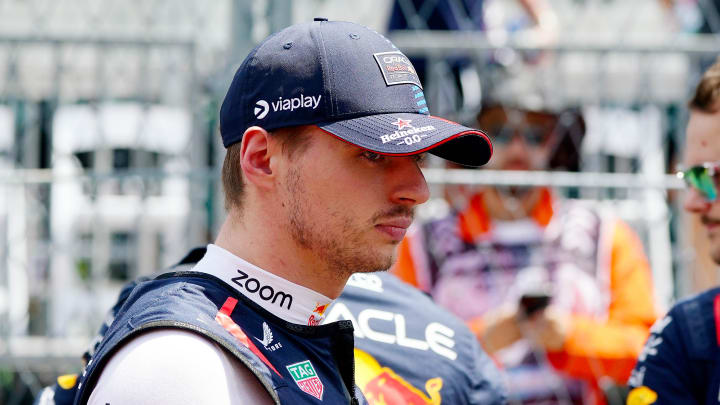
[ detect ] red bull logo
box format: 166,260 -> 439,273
308,303 -> 329,326
313,303 -> 329,315
355,349 -> 443,405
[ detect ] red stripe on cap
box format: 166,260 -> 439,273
215,297 -> 282,377
316,126 -> 493,159
714,294 -> 720,346
429,115 -> 459,125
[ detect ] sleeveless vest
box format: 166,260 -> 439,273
74,271 -> 364,405
327,271 -> 507,404
629,287 -> 720,404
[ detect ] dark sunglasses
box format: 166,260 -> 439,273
676,162 -> 720,202
488,124 -> 553,147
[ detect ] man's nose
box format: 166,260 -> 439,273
389,157 -> 430,207
683,187 -> 713,214
503,133 -> 533,157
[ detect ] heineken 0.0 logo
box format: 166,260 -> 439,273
286,360 -> 324,400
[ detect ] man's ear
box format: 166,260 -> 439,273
240,126 -> 276,189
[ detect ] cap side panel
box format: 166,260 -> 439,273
311,22 -> 332,119
238,47 -> 259,134
219,29 -> 287,147
219,43 -> 263,147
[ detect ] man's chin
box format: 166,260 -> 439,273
711,247 -> 720,266
356,252 -> 395,273
353,267 -> 391,274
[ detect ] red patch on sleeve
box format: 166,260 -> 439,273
215,297 -> 282,377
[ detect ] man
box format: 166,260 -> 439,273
392,105 -> 657,403
71,18 -> 492,405
626,60 -> 720,405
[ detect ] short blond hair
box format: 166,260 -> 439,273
690,59 -> 720,113
221,126 -> 313,212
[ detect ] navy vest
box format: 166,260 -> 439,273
629,287 -> 720,405
328,272 -> 507,404
74,271 -> 364,405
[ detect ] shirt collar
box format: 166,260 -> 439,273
193,244 -> 333,326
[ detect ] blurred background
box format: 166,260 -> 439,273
0,0 -> 718,403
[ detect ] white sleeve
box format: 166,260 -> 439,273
87,329 -> 275,405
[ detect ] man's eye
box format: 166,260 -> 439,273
413,153 -> 427,164
362,151 -> 383,162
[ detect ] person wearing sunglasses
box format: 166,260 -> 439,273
392,104 -> 658,404
678,162 -> 720,204
627,61 -> 720,405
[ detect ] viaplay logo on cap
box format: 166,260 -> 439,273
254,100 -> 270,119
254,94 -> 322,120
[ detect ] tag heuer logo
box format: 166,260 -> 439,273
286,360 -> 324,400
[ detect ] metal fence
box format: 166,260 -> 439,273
0,0 -> 719,403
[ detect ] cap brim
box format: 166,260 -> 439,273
317,113 -> 492,167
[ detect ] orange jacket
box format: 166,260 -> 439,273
393,190 -> 657,386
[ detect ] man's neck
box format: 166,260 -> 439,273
214,211 -> 348,299
483,187 -> 541,221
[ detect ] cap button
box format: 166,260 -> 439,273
314,17 -> 328,21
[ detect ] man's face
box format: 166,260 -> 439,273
277,127 -> 430,275
684,109 -> 720,264
479,108 -> 555,171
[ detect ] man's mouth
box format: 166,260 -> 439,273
702,216 -> 720,232
375,217 -> 412,241
503,161 -> 531,171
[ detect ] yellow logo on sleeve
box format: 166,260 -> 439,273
57,374 -> 78,390
627,386 -> 658,405
354,348 -> 443,405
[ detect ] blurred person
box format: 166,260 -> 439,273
660,0 -> 720,34
626,59 -> 720,405
388,0 -> 558,39
70,18 -> 493,405
393,105 -> 658,404
36,248 -> 507,405
387,0 -> 558,113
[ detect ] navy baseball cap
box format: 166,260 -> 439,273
220,18 -> 492,167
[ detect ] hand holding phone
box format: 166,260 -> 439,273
519,292 -> 552,318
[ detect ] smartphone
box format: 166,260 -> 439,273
519,293 -> 552,317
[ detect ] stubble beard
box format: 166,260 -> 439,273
710,236 -> 720,265
702,214 -> 720,265
711,249 -> 720,266
284,168 -> 395,278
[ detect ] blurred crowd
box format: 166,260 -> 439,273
5,1 -> 720,404
385,1 -> 704,404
